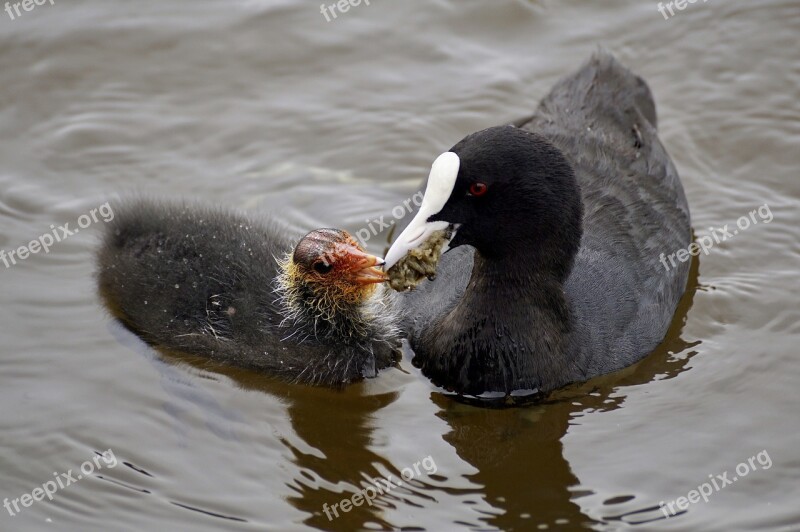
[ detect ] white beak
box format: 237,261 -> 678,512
384,152 -> 460,269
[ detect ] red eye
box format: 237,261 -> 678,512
469,182 -> 488,197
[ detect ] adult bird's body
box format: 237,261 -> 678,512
387,51 -> 691,396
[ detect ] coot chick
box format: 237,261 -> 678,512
97,200 -> 399,386
385,51 -> 691,396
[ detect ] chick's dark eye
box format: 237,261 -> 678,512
468,182 -> 488,197
313,261 -> 333,274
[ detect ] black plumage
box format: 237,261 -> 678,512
96,51 -> 690,398
96,200 -> 399,386
396,51 -> 691,395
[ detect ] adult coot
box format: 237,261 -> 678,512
385,52 -> 691,396
97,200 -> 399,386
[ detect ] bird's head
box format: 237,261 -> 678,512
278,229 -> 388,326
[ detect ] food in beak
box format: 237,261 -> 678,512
386,227 -> 452,292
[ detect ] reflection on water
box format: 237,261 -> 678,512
2,0 -> 799,530
121,254 -> 700,530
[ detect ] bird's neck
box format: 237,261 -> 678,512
420,252 -> 578,395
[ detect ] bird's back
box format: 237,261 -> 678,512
521,51 -> 691,373
97,200 -> 298,372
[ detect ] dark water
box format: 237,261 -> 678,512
1,1 -> 799,530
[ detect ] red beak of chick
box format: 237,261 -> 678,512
333,243 -> 388,285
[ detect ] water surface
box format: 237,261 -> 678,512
1,1 -> 799,530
